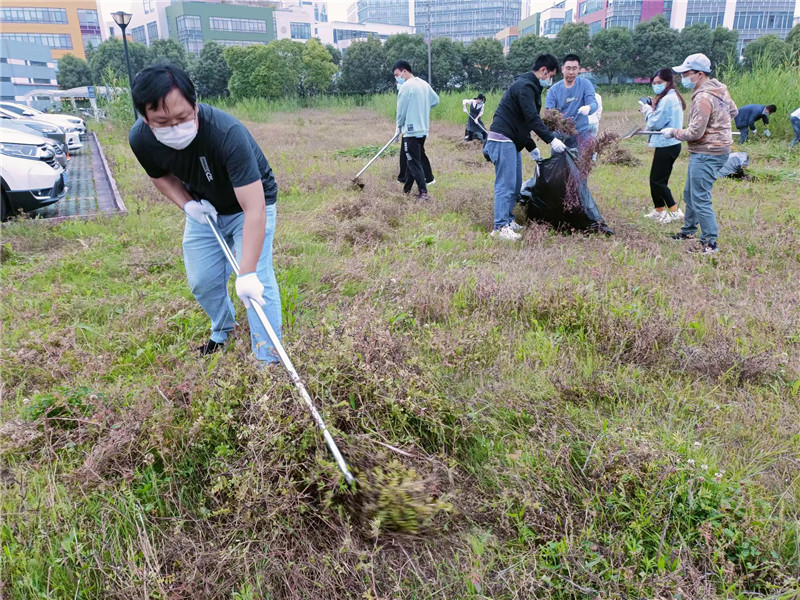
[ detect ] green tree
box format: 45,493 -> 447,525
89,37 -> 150,84
632,15 -> 680,78
384,33 -> 429,79
588,26 -> 634,81
709,27 -> 739,72
300,38 -> 337,95
783,24 -> 800,61
464,37 -> 507,90
430,37 -> 465,89
324,43 -> 342,66
338,36 -> 390,93
743,34 -> 789,68
192,41 -> 230,98
507,34 -> 553,75
56,54 -> 93,89
678,22 -> 714,63
552,22 -> 590,62
148,38 -> 188,70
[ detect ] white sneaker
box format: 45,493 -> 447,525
644,209 -> 663,220
490,225 -> 522,241
427,178 -> 436,186
669,209 -> 685,222
508,221 -> 524,232
655,211 -> 672,224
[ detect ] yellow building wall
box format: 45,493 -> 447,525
1,0 -> 101,60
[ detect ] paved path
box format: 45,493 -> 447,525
32,133 -> 124,220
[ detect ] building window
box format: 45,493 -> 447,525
177,14 -> 202,34
143,0 -> 155,14
32,77 -> 54,84
0,33 -> 72,49
565,9 -> 573,22
215,39 -> 263,47
147,21 -> 158,44
0,7 -> 67,24
177,15 -> 204,55
589,21 -> 602,34
82,35 -> 102,51
333,28 -> 377,43
542,18 -> 565,35
579,0 -> 604,17
209,17 -> 267,33
290,22 -> 312,39
131,25 -> 147,44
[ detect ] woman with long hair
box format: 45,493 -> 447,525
462,93 -> 487,141
639,68 -> 686,224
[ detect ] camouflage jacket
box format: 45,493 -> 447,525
675,78 -> 739,155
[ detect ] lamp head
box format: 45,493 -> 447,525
112,11 -> 132,28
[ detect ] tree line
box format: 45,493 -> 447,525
57,19 -> 800,100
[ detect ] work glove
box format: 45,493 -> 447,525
638,101 -> 653,115
235,272 -> 266,309
529,148 -> 541,161
752,128 -> 757,135
577,105 -> 592,116
660,127 -> 676,139
183,199 -> 218,224
550,138 -> 567,153
764,129 -> 770,137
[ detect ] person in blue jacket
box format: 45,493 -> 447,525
734,103 -> 776,143
639,68 -> 686,224
545,53 -> 597,153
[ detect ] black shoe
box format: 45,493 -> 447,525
417,192 -> 430,201
590,221 -> 614,236
671,232 -> 696,240
197,339 -> 224,356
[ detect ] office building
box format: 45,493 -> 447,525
0,1 -> 103,60
0,39 -> 58,104
518,12 -> 540,35
415,0 -> 523,43
496,25 -> 518,53
539,0 -> 577,37
165,1 -> 276,54
356,0 -> 411,27
575,0 -> 797,53
98,0 -> 171,48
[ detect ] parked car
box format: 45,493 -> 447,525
0,102 -> 85,149
0,113 -> 68,154
1,127 -> 67,221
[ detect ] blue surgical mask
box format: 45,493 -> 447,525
538,77 -> 552,88
395,75 -> 405,86
652,83 -> 666,94
681,74 -> 696,89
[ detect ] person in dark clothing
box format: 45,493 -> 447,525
397,137 -> 434,184
734,103 -> 776,143
483,54 -> 566,241
463,93 -> 487,141
128,64 -> 281,364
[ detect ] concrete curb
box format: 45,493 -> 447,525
92,131 -> 127,215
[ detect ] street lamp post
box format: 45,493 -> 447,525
111,11 -> 137,121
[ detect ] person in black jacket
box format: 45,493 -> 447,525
484,54 -> 566,241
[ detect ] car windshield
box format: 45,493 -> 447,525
2,103 -> 42,116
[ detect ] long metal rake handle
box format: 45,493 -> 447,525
470,114 -> 488,134
353,131 -> 400,180
205,215 -> 355,484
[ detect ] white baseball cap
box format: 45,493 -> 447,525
673,53 -> 711,74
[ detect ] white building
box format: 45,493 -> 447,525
540,0 -> 577,38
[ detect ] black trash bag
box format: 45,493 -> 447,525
519,150 -> 601,231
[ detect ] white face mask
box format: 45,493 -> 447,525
151,118 -> 197,150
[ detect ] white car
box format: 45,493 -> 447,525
1,127 -> 67,221
0,102 -> 85,150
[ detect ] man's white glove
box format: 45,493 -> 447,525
752,128 -> 757,135
183,199 -> 218,224
660,127 -> 676,139
530,148 -> 541,161
764,129 -> 770,137
577,105 -> 592,116
638,101 -> 653,115
235,272 -> 266,309
550,138 -> 567,153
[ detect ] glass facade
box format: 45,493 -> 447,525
542,17 -> 565,35
78,8 -> 102,51
684,0 -> 725,27
415,0 -> 524,44
734,0 -> 795,53
605,0 -> 642,29
333,28 -> 383,42
210,17 -> 268,33
356,0 -> 410,27
0,7 -> 67,23
579,0 -> 605,17
177,14 -> 204,54
215,39 -> 263,47
131,25 -> 147,44
0,33 -> 72,49
147,21 -> 159,44
290,21 -> 311,39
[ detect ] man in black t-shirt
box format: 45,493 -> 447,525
129,64 -> 281,363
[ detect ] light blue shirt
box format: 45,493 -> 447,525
544,77 -> 597,134
645,89 -> 683,148
396,77 -> 439,138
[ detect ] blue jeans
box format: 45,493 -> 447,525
681,153 -> 728,246
182,205 -> 282,363
790,116 -> 800,147
738,127 -> 751,144
484,140 -> 522,230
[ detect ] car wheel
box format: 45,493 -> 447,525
1,189 -> 9,222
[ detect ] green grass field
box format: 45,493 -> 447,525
2,91 -> 799,599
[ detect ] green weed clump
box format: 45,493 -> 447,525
336,144 -> 400,159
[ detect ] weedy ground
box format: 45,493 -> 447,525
1,95 -> 799,600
